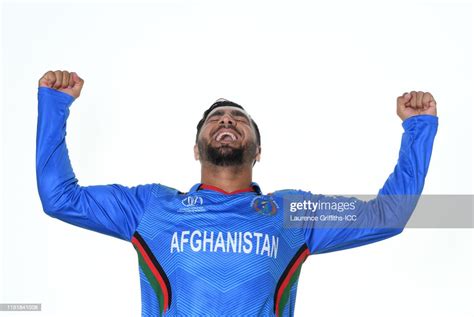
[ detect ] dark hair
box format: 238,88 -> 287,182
195,99 -> 261,146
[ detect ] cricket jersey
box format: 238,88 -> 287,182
36,87 -> 438,316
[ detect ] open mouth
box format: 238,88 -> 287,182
215,130 -> 238,142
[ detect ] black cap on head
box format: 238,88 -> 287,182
195,99 -> 261,146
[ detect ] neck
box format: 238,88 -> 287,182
200,162 -> 253,193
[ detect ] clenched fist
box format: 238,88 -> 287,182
38,70 -> 84,99
397,91 -> 437,121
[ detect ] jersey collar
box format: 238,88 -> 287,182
188,182 -> 262,195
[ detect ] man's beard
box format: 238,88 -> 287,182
198,140 -> 257,167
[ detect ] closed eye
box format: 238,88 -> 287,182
205,109 -> 250,124
230,110 -> 250,124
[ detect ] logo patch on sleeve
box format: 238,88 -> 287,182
251,196 -> 279,216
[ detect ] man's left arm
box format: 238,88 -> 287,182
303,91 -> 438,254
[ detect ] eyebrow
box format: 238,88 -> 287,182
207,109 -> 250,121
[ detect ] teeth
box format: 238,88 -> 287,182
216,131 -> 237,141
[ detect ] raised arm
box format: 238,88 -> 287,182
302,91 -> 438,254
36,70 -> 153,241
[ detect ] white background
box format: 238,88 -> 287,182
1,0 -> 473,316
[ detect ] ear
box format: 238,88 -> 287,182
255,146 -> 261,162
194,144 -> 200,160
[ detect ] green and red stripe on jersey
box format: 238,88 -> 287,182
132,232 -> 172,315
274,244 -> 310,317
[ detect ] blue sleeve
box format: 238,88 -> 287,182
35,87 -> 154,241
303,114 -> 438,254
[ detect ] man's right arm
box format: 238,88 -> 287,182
36,71 -> 153,241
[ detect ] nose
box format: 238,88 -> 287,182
219,114 -> 235,126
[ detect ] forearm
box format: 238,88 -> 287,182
36,86 -> 77,213
379,114 -> 438,196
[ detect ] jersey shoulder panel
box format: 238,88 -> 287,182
270,188 -> 315,197
152,183 -> 183,197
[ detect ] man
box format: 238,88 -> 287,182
36,70 -> 438,317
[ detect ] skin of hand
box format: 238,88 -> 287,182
397,91 -> 437,121
38,70 -> 84,99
